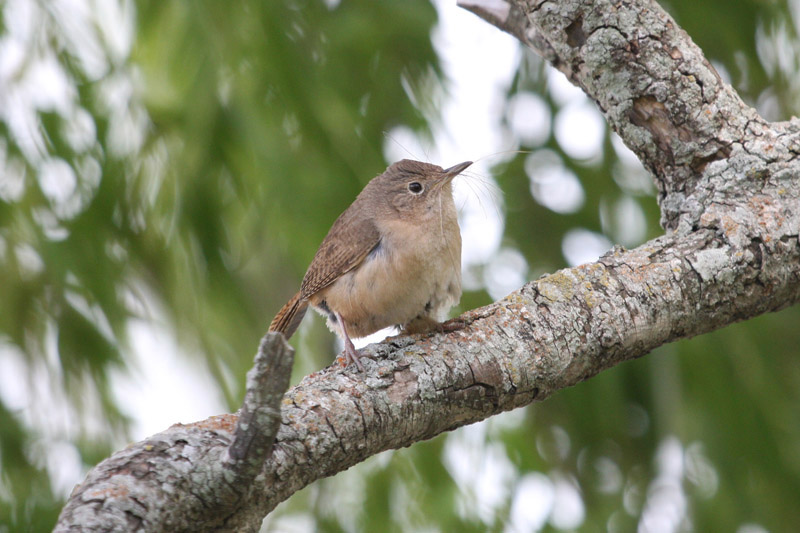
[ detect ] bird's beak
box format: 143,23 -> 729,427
440,161 -> 473,184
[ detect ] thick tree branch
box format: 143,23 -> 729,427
460,0 -> 777,232
250,225 -> 800,518
55,221 -> 800,531
56,0 -> 800,531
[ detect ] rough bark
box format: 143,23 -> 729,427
56,0 -> 800,531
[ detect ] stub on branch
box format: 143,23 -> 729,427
224,332 -> 294,477
54,332 -> 295,533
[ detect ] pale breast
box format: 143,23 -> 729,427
314,213 -> 462,338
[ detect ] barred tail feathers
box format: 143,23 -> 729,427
269,292 -> 308,339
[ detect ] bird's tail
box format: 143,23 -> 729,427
269,292 -> 308,339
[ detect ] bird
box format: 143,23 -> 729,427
269,159 -> 471,371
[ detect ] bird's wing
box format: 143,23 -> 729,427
299,206 -> 381,297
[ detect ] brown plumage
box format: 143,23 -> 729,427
269,159 -> 471,371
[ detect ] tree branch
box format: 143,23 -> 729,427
56,0 -> 800,530
460,0 -> 774,231
55,221 -> 800,531
249,225 -> 800,518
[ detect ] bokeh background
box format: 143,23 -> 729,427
2,0 -> 799,531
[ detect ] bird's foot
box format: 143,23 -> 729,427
439,317 -> 468,333
334,312 -> 365,372
343,338 -> 365,372
402,316 -> 467,337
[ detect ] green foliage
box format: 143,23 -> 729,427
0,0 -> 798,531
1,0 -> 438,529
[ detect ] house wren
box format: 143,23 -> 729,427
269,159 -> 472,371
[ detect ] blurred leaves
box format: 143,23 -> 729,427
1,0 -> 800,531
1,0 -> 439,528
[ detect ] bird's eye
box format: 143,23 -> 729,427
408,182 -> 423,194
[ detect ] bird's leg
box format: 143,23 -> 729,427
336,312 -> 364,372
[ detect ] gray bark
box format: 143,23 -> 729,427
55,0 -> 800,531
